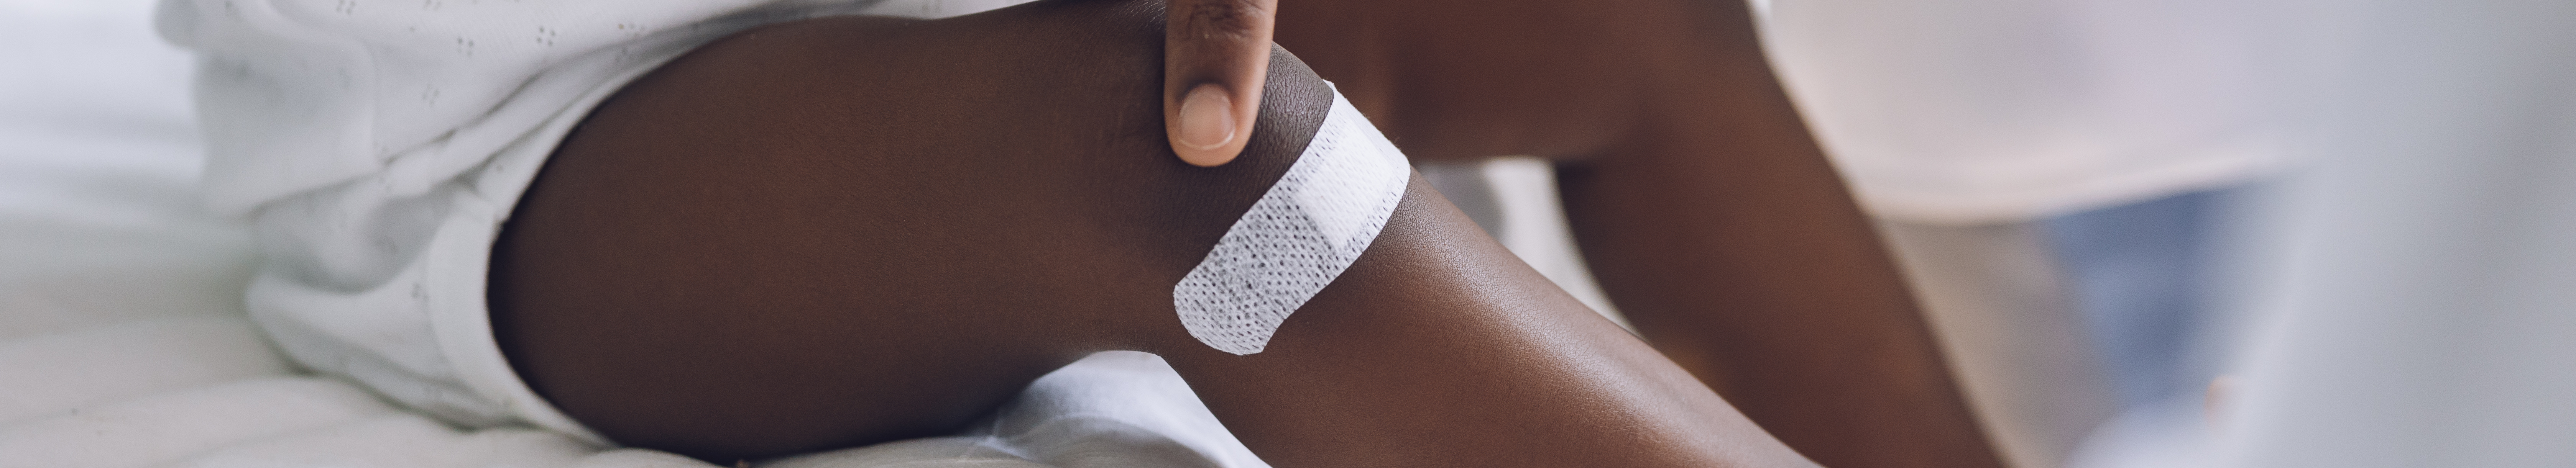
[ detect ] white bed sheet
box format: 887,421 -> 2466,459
0,1 -> 1265,466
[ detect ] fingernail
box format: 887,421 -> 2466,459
1178,84 -> 1237,152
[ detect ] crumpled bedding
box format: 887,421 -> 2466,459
0,1 -> 1265,466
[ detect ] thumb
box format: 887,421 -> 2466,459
1165,0 -> 1275,167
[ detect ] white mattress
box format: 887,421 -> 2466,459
0,1 -> 1265,466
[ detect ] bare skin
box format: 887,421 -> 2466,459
493,0 -> 1813,465
1270,2 -> 2005,467
496,0 -> 2003,466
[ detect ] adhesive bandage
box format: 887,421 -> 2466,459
1173,89 -> 1413,355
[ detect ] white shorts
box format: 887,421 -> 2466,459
168,0 -> 1039,445
241,78 -> 619,443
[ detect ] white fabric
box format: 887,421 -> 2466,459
1,1 -> 1272,466
2213,1 -> 2576,466
1175,90 -> 1412,355
154,0 -> 898,440
1761,0 -> 2282,224
150,0 -> 1085,441
0,8 -> 1270,459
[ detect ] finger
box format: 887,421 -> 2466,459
1165,0 -> 1276,167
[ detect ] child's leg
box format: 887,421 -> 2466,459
489,1 -> 1813,466
1273,2 -> 2006,467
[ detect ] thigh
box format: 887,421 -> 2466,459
1278,3 -> 2008,467
493,3 -> 1821,468
489,2 -> 1334,460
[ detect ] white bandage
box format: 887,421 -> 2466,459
1173,89 -> 1413,355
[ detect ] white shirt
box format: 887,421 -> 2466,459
1761,0 -> 2282,224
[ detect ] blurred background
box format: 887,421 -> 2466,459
1436,1 -> 2575,468
4,0 -> 2572,467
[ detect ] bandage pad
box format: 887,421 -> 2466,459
1174,90 -> 1413,355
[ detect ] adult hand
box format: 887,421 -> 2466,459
1163,0 -> 1274,167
